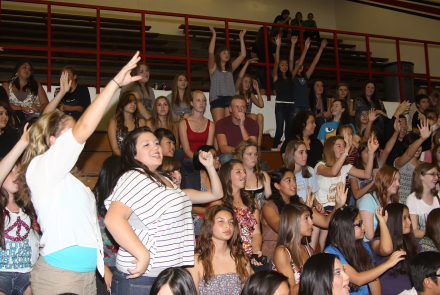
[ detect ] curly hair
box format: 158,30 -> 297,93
218,159 -> 256,214
269,168 -> 300,214
196,205 -> 249,284
233,140 -> 265,186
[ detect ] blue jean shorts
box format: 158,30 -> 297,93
0,271 -> 30,295
111,269 -> 156,295
210,96 -> 231,110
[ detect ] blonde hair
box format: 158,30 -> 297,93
322,136 -> 348,167
19,111 -> 74,207
191,90 -> 207,110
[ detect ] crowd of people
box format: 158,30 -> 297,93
1,16 -> 440,295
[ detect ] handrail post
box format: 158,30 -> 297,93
396,39 -> 404,102
263,24 -> 270,100
333,32 -> 340,84
365,36 -> 372,80
299,25 -> 304,51
225,20 -> 229,48
47,4 -> 51,92
142,12 -> 146,63
96,7 -> 100,93
184,16 -> 191,88
424,42 -> 431,92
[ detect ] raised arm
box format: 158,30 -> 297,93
42,71 -> 72,115
231,29 -> 247,71
208,25 -> 217,76
105,201 -> 150,279
37,83 -> 49,113
378,120 -> 400,167
0,124 -> 29,184
317,133 -> 351,177
291,38 -> 311,77
394,118 -> 431,169
348,137 -> 379,179
183,152 -> 223,203
371,207 -> 394,256
235,58 -> 258,93
311,182 -> 347,228
288,36 -> 298,72
251,80 -> 264,108
361,109 -> 378,143
272,35 -> 281,81
306,39 -> 327,78
72,52 -> 141,145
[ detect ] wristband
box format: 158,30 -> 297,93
112,79 -> 122,88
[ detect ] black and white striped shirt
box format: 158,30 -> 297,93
105,170 -> 194,275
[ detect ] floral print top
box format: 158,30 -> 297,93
233,207 -> 256,257
98,213 -> 118,267
199,272 -> 242,295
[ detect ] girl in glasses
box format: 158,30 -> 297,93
324,206 -> 406,295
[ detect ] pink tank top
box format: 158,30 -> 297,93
184,118 -> 210,159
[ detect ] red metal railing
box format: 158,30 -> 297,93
1,0 -> 439,100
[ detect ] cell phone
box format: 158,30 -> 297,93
250,254 -> 267,265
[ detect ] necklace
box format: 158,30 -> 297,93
193,119 -> 204,131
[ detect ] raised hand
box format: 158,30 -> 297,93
320,39 -> 328,49
113,51 -> 142,87
343,131 -> 353,154
252,79 -> 259,90
199,151 -> 214,169
393,119 -> 401,134
247,57 -> 259,64
335,182 -> 348,207
291,36 -> 298,44
372,168 -> 379,181
386,250 -> 406,268
209,24 -> 216,35
275,34 -> 282,47
375,206 -> 388,224
305,38 -> 311,50
368,108 -> 379,123
20,123 -> 30,145
368,135 -> 379,153
239,28 -> 247,39
59,71 -> 72,94
394,101 -> 410,117
418,118 -> 432,140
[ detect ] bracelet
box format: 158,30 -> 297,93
344,151 -> 349,156
112,79 -> 122,88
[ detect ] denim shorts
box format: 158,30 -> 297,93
210,96 -> 231,110
0,271 -> 30,295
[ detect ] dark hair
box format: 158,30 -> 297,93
215,46 -> 232,72
150,267 -> 197,295
193,145 -> 216,171
219,159 -> 256,214
359,80 -> 381,110
308,13 -> 314,17
375,203 -> 418,276
353,142 -> 379,170
336,124 -> 354,136
415,94 -> 429,106
113,127 -> 165,192
432,143 -> 440,172
255,27 -> 275,51
426,209 -> 440,252
410,252 -> 440,292
60,66 -> 77,82
299,253 -> 338,295
425,108 -> 438,119
241,270 -> 289,295
333,99 -> 352,125
402,132 -> 420,151
286,110 -> 316,141
10,60 -> 38,96
93,155 -> 121,218
309,80 -> 327,114
0,101 -> 17,133
361,125 -> 381,140
269,167 -> 300,214
158,156 -> 181,176
154,128 -> 176,145
115,93 -> 139,135
197,205 -> 249,284
281,9 -> 290,15
326,206 -> 374,292
276,60 -> 294,88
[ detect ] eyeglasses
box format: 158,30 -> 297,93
424,173 -> 438,177
353,220 -> 363,228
